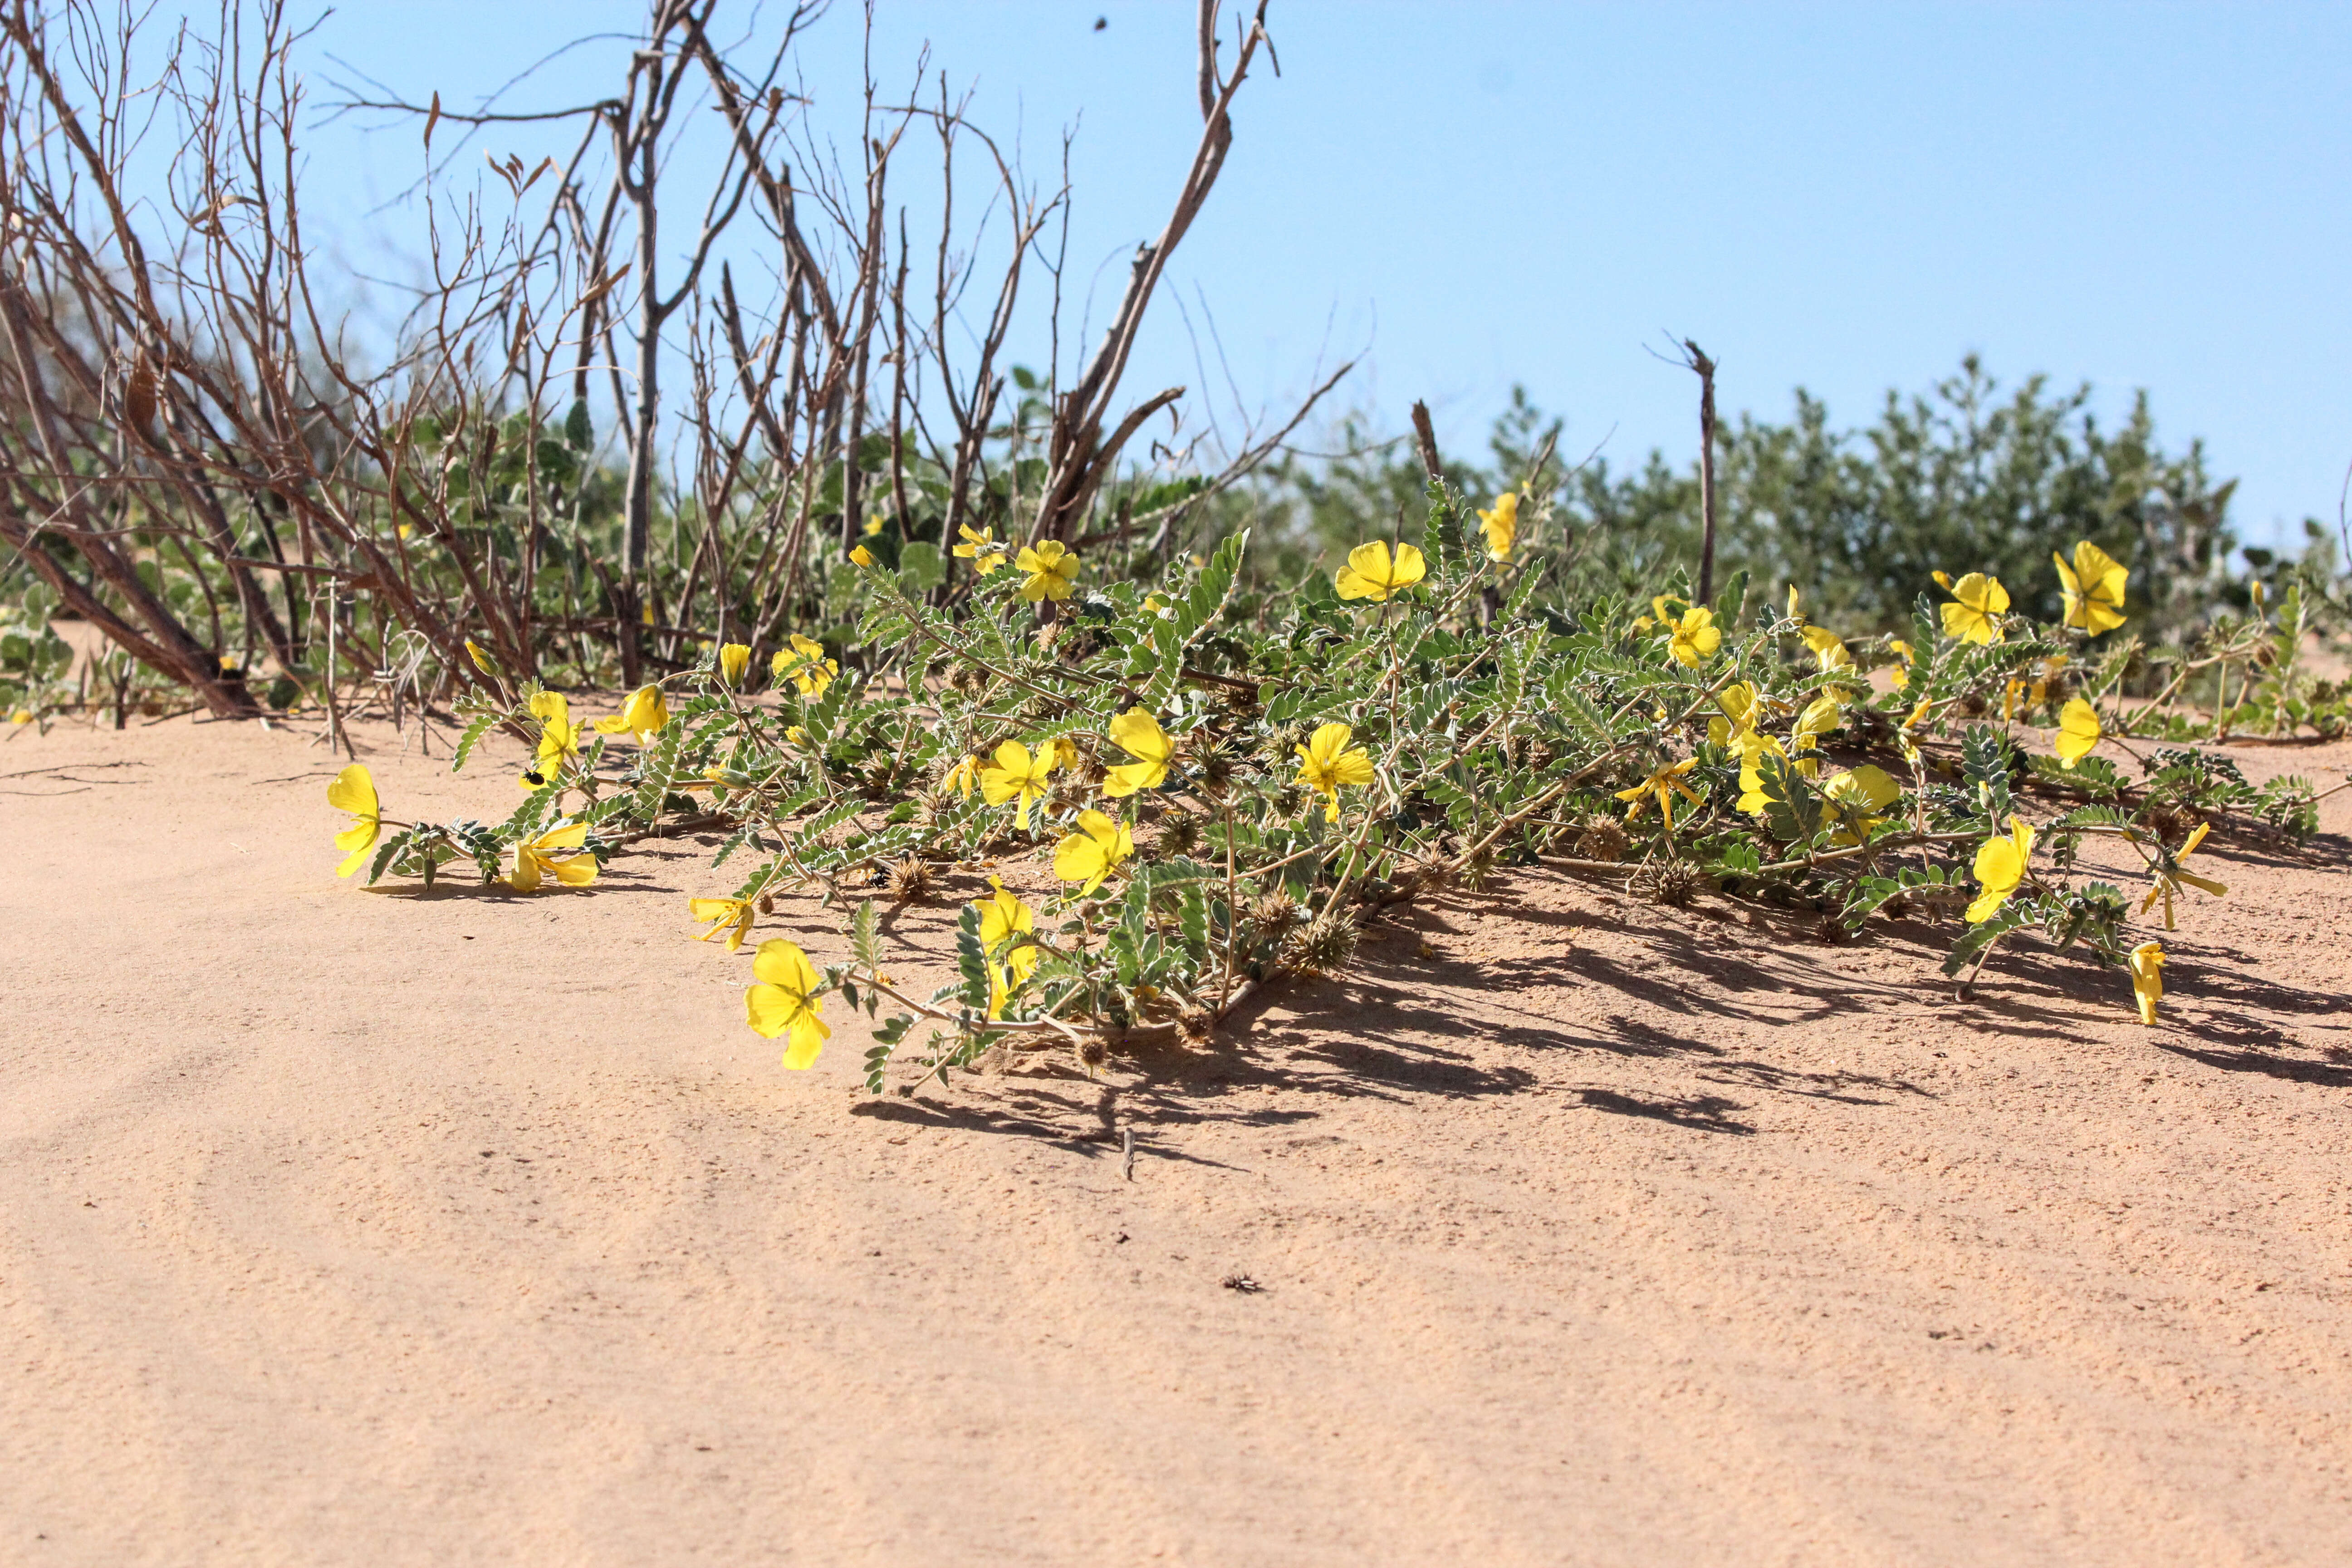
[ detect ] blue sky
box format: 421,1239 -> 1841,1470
299,1 -> 2351,551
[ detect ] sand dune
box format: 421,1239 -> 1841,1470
3,711 -> 2348,1565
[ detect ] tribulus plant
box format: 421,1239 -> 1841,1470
318,456 -> 2325,1094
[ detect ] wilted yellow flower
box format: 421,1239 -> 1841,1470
979,740 -> 1056,830
1015,540 -> 1081,603
1935,570 -> 2010,645
1103,707 -> 1175,796
1668,605 -> 1721,667
689,896 -> 755,952
745,938 -> 829,1068
465,638 -> 497,676
943,753 -> 980,798
1333,540 -> 1426,602
1052,737 -> 1083,773
1295,721 -> 1375,822
2053,697 -> 2101,769
1708,681 -> 1759,748
1786,584 -> 1802,621
2056,541 -> 2129,635
2128,941 -> 2164,1025
1616,756 -> 1703,831
771,634 -> 836,698
1790,694 -> 1842,775
1054,809 -> 1135,896
2141,822 -> 2226,930
718,642 -> 751,685
510,821 -> 598,892
1821,764 -> 1901,845
327,764 -> 381,878
847,544 -> 874,567
593,685 -> 669,744
1965,815 -> 2035,923
1800,625 -> 1852,672
1897,695 -> 1933,764
953,524 -> 1007,575
1477,491 -> 1519,562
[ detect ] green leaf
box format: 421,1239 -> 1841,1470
851,899 -> 881,969
953,904 -> 991,1011
1960,724 -> 2015,823
451,710 -> 500,773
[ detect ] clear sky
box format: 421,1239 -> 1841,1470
297,1 -> 2352,551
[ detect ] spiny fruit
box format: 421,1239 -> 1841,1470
1572,811 -> 1629,864
887,854 -> 931,904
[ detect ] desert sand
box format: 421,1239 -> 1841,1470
2,709 -> 2349,1565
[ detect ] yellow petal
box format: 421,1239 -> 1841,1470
325,764 -> 377,819
782,1012 -> 831,1070
752,937 -> 818,993
335,828 -> 379,879
745,982 -> 798,1039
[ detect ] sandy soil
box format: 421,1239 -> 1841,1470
3,708 -> 2350,1566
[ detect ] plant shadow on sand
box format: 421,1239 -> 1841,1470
848,843 -> 2350,1156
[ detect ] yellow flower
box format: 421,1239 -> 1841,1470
1667,605 -> 1722,667
953,524 -> 1007,575
2001,676 -> 2026,722
2056,541 -> 2128,635
327,763 -> 381,878
465,638 -> 496,676
2140,822 -> 2226,930
862,515 -> 885,537
1015,540 -> 1081,603
1616,756 -> 1703,831
526,690 -> 583,779
975,878 -> 1040,1019
593,685 -> 669,744
1965,815 -> 2035,924
1477,491 -> 1519,562
1887,638 -> 1914,690
849,544 -> 875,567
718,642 -> 751,686
1294,721 -> 1375,822
943,753 -> 980,798
979,740 -> 1056,830
1821,764 -> 1901,845
1053,809 -> 1135,896
1333,540 -> 1427,602
2128,941 -> 2164,1025
1800,624 -> 1852,672
689,896 -> 755,952
1102,707 -> 1175,797
1786,584 -> 1802,620
9,707 -> 33,726
1707,681 -> 1759,748
745,939 -> 830,1068
770,634 -> 836,698
510,821 -> 598,892
2053,697 -> 2101,769
1052,737 -> 1083,773
1935,570 -> 2010,645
